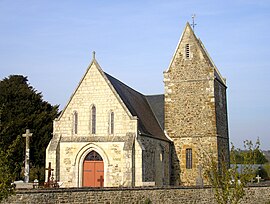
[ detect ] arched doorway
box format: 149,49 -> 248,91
83,151 -> 104,187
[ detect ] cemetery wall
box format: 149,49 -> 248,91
2,185 -> 270,204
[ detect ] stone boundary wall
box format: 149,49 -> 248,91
2,185 -> 270,204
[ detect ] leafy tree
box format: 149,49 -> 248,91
230,139 -> 268,164
0,75 -> 59,181
0,135 -> 21,201
203,140 -> 261,204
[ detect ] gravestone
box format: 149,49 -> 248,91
255,175 -> 261,183
196,165 -> 204,188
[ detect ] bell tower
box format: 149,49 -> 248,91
164,23 -> 229,185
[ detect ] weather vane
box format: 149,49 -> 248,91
191,14 -> 197,31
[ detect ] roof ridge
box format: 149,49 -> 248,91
197,39 -> 226,86
104,72 -> 145,96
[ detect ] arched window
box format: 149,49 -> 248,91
73,111 -> 78,134
85,151 -> 103,161
109,111 -> 114,135
186,148 -> 192,169
91,105 -> 96,134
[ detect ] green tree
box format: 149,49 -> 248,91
0,75 -> 59,181
0,135 -> 21,201
230,139 -> 268,165
204,140 -> 260,204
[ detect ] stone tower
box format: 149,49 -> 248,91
164,23 -> 229,185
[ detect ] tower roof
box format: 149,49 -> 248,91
166,22 -> 226,86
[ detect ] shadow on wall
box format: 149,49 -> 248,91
170,145 -> 181,185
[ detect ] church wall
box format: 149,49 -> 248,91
140,136 -> 170,186
46,62 -> 138,187
59,141 -> 128,188
164,24 -> 221,185
214,79 -> 230,163
4,186 -> 270,204
134,139 -> 143,186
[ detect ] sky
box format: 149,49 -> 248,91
0,0 -> 269,150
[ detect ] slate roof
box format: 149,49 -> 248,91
104,73 -> 169,142
146,95 -> 164,130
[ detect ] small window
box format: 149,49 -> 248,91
109,111 -> 114,134
186,148 -> 192,169
73,111 -> 78,134
185,44 -> 190,58
91,106 -> 96,134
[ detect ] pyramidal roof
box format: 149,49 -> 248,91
167,22 -> 226,86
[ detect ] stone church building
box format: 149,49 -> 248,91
46,22 -> 229,188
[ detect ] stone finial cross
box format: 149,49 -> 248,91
22,129 -> 33,183
93,51 -> 96,60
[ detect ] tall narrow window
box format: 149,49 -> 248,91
185,44 -> 190,58
73,111 -> 78,134
186,148 -> 192,169
109,111 -> 114,134
91,106 -> 96,134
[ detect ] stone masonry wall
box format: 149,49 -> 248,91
214,79 -> 230,163
140,136 -> 170,186
46,61 -> 138,187
164,24 -> 219,185
3,186 -> 270,204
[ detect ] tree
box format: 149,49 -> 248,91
0,135 -> 21,201
0,75 -> 59,181
231,139 -> 268,164
204,140 -> 260,204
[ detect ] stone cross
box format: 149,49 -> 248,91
22,129 -> 32,183
45,162 -> 54,183
255,175 -> 261,183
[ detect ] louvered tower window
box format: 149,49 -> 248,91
185,44 -> 190,58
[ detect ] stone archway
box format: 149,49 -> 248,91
83,150 -> 104,187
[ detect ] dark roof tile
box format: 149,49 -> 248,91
105,73 -> 168,141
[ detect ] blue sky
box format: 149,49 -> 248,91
0,1 -> 269,150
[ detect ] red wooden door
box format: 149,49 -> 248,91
83,151 -> 104,187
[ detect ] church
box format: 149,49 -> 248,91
46,22 -> 229,187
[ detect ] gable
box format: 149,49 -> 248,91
166,22 -> 226,86
54,59 -> 138,137
57,59 -> 133,121
54,58 -> 168,141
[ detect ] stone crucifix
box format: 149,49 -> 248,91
22,129 -> 33,183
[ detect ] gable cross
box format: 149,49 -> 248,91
191,14 -> 197,31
